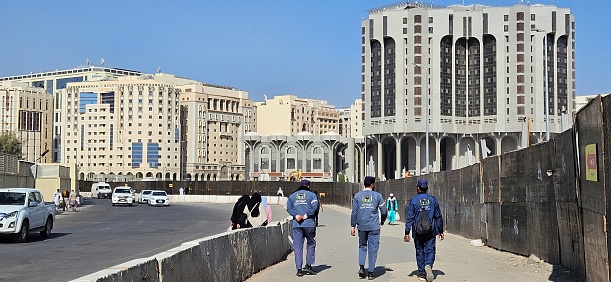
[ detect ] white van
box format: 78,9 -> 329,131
91,182 -> 112,199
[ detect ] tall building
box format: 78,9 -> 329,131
0,65 -> 142,162
178,83 -> 252,181
339,99 -> 363,138
361,2 -> 575,179
59,75 -> 182,181
255,95 -> 340,136
0,81 -> 52,163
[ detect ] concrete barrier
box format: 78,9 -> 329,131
168,195 -> 288,207
71,216 -> 293,282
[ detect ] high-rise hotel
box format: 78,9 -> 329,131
361,2 -> 574,179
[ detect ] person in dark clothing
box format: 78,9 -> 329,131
230,195 -> 250,230
404,179 -> 444,282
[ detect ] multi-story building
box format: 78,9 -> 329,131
339,99 -> 364,138
59,74 -> 182,181
0,65 -> 142,162
255,95 -> 340,136
0,81 -> 53,163
178,83 -> 252,181
361,2 -> 575,179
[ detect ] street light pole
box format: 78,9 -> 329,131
533,27 -> 550,141
413,63 -> 430,174
33,149 -> 49,189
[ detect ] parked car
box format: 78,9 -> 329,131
112,187 -> 134,206
91,182 -> 112,199
138,190 -> 153,204
0,188 -> 56,242
148,191 -> 169,206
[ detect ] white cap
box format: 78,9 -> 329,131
389,193 -> 394,197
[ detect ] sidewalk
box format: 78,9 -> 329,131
248,205 -> 576,282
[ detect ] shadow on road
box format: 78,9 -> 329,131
0,232 -> 71,244
548,264 -> 582,282
408,269 -> 446,279
313,264 -> 332,273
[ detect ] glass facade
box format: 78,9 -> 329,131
132,142 -> 143,168
147,143 -> 159,168
79,92 -> 98,114
56,77 -> 84,90
101,91 -> 115,113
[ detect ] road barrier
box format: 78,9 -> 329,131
72,216 -> 293,282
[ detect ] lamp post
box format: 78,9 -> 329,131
33,149 -> 49,189
413,63 -> 430,174
532,27 -> 550,141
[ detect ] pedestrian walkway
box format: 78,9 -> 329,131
248,205 -> 575,282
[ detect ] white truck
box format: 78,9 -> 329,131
0,188 -> 56,242
91,182 -> 112,199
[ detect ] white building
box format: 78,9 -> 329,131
360,2 -> 575,179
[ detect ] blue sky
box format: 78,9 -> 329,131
0,1 -> 606,108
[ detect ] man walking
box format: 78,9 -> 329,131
351,176 -> 387,280
287,179 -> 319,277
404,179 -> 444,282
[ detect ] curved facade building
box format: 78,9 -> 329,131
361,3 -> 575,179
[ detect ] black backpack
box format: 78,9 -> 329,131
415,197 -> 433,235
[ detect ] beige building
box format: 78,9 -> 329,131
0,81 -> 52,164
255,95 -> 340,136
0,65 -> 142,163
178,83 -> 252,181
338,99 -> 363,138
59,74 -> 183,181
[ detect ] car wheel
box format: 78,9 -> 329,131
112,203 -> 115,206
15,220 -> 29,243
129,203 -> 132,206
40,217 -> 53,239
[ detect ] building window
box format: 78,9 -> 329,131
287,158 -> 295,170
313,158 -> 322,170
261,158 -> 269,170
504,15 -> 508,21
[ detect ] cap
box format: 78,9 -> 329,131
300,179 -> 311,186
417,179 -> 428,189
389,193 -> 394,197
364,176 -> 375,186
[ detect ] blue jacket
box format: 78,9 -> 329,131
405,192 -> 444,236
287,188 -> 319,228
351,189 -> 388,231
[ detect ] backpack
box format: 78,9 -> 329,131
415,197 -> 433,235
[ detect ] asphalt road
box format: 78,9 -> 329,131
0,198 -> 288,282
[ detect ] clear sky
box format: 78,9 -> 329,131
0,0 -> 606,108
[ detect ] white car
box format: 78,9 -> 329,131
138,190 -> 153,204
148,191 -> 169,206
112,187 -> 134,206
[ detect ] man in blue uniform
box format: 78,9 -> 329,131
404,179 -> 444,282
351,176 -> 388,280
287,179 -> 319,277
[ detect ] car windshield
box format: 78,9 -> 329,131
115,188 -> 131,193
0,192 -> 26,205
152,191 -> 166,196
143,191 -> 152,195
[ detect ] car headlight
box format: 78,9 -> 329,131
1,211 -> 18,220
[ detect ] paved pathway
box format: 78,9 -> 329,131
248,205 -> 578,282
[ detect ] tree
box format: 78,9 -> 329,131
0,131 -> 22,158
338,172 -> 346,182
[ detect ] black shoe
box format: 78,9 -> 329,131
368,272 -> 375,280
296,269 -> 304,277
303,265 -> 317,275
358,265 -> 366,278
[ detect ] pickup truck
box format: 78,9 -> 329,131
0,188 -> 56,242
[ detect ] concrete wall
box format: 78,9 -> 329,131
72,216 -> 292,282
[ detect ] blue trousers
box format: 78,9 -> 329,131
414,234 -> 436,274
358,229 -> 380,273
293,227 -> 316,270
